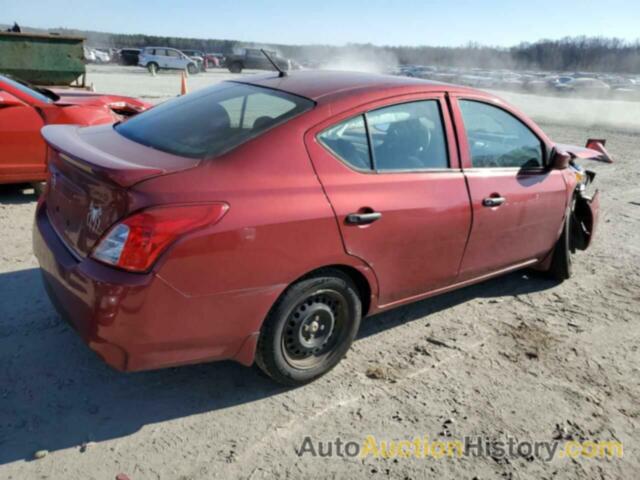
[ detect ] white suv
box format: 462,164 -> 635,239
138,47 -> 200,75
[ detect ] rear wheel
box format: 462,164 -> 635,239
229,62 -> 242,74
31,181 -> 46,197
255,270 -> 362,386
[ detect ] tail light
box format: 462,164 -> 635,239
91,203 -> 228,272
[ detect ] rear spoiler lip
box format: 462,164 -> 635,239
42,125 -> 166,187
554,138 -> 613,164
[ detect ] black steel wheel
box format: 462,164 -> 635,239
229,62 -> 243,74
549,205 -> 573,281
187,63 -> 198,75
256,270 -> 362,385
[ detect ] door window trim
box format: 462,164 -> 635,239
316,96 -> 455,175
317,114 -> 373,174
452,95 -> 550,171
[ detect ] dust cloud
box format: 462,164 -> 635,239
315,45 -> 398,74
492,90 -> 640,131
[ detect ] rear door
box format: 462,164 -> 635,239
153,49 -> 168,68
450,95 -> 567,279
306,94 -> 472,307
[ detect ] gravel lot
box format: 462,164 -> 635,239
1,65 -> 639,479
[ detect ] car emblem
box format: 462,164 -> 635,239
87,202 -> 103,233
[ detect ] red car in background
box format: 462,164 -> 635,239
0,75 -> 150,191
33,71 -> 607,385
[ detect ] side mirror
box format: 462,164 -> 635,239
550,149 -> 571,170
0,91 -> 24,108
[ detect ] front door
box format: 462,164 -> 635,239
306,95 -> 472,307
451,96 -> 568,280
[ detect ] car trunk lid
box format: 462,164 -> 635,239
42,124 -> 200,257
555,138 -> 613,163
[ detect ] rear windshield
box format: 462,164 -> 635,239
1,75 -> 55,104
115,83 -> 314,158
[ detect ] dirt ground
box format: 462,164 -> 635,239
1,65 -> 639,479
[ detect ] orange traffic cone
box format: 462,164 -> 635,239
180,72 -> 188,95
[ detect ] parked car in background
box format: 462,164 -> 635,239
225,48 -> 290,73
204,52 -> 225,68
94,49 -> 111,63
547,75 -> 575,91
138,47 -> 200,74
83,47 -> 111,64
34,71 -> 606,386
570,78 -> 611,93
0,74 -> 150,191
118,48 -> 141,66
82,46 -> 96,63
180,49 -> 207,71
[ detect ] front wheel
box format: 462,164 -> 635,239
548,207 -> 573,281
187,63 -> 198,75
255,271 -> 362,386
147,62 -> 158,75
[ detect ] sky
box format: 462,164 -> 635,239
2,0 -> 639,47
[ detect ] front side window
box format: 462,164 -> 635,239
366,100 -> 448,171
116,82 -> 314,158
459,100 -> 543,169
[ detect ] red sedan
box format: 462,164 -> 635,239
0,75 -> 150,190
33,71 -> 607,385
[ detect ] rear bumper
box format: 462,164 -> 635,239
33,205 -> 265,371
0,171 -> 47,185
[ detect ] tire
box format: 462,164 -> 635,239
228,62 -> 242,74
147,62 -> 158,75
31,181 -> 46,197
187,63 -> 198,75
255,270 -> 362,386
548,207 -> 572,281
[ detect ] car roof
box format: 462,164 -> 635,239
237,70 -> 479,104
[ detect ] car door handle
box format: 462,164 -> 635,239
346,212 -> 382,225
482,196 -> 506,207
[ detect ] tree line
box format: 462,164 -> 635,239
35,27 -> 640,73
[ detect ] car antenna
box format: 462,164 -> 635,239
261,49 -> 287,78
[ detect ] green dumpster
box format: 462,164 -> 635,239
0,31 -> 86,86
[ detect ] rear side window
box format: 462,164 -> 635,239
116,83 -> 314,158
317,116 -> 371,170
317,100 -> 449,172
459,100 -> 543,168
367,100 -> 448,171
